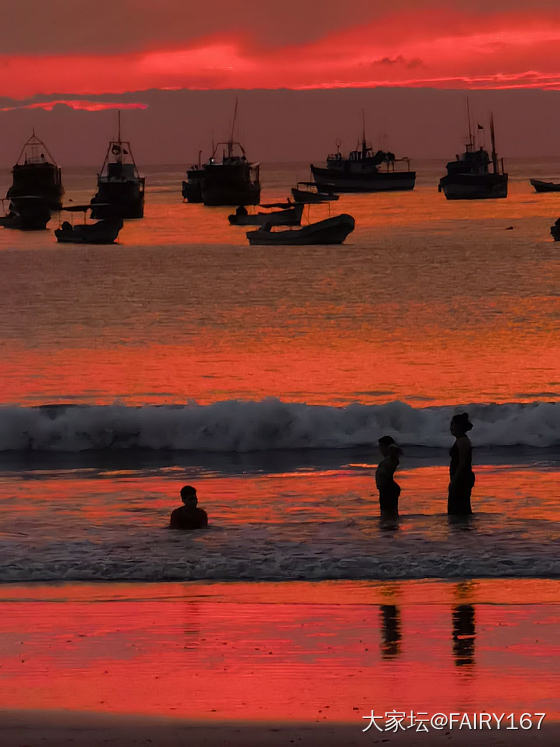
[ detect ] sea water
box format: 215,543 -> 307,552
0,160 -> 558,584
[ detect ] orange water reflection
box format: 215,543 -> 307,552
0,169 -> 558,406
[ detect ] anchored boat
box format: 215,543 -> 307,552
246,213 -> 355,245
311,113 -> 415,193
439,108 -> 508,200
228,201 -> 304,226
0,132 -> 63,230
90,112 -> 145,219
55,204 -> 123,244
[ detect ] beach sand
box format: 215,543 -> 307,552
0,711 -> 558,746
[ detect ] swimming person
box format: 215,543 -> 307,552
448,413 -> 475,515
375,436 -> 402,518
169,485 -> 208,530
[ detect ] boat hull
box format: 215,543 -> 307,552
551,223 -> 560,241
182,178 -> 203,203
530,179 -> 560,193
91,178 -> 145,219
7,162 -> 64,210
246,213 -> 355,245
0,199 -> 51,230
202,182 -> 260,207
311,166 -> 416,193
439,173 -> 508,200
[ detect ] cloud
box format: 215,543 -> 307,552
0,100 -> 148,113
1,2 -> 560,96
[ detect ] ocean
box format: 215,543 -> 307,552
0,160 -> 558,585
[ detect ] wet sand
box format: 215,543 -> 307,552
0,579 -> 558,744
0,711 -> 558,746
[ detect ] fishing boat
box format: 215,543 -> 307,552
200,101 -> 260,206
291,182 -> 339,203
228,201 -> 304,226
246,213 -> 355,245
439,109 -> 508,200
90,112 -> 145,219
310,114 -> 415,193
1,132 -> 63,230
530,179 -> 560,193
55,205 -> 123,244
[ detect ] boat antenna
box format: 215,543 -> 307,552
229,98 -> 238,158
117,110 -> 121,144
361,109 -> 367,156
466,97 -> 473,148
490,113 -> 498,173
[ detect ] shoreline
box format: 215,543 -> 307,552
1,711 -> 558,746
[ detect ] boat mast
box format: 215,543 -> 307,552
228,98 -> 238,159
490,113 -> 498,173
361,109 -> 367,158
115,110 -> 123,164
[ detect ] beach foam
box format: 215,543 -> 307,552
0,399 -> 558,452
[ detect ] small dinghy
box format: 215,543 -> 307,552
228,201 -> 304,226
55,204 -> 123,244
246,213 -> 355,245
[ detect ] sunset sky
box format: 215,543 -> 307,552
2,0 -> 560,163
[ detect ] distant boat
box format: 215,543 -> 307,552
228,201 -> 304,226
291,182 -> 339,203
55,204 -> 123,244
0,132 -> 63,230
199,101 -> 260,206
530,179 -> 560,193
246,213 -> 355,245
310,113 -> 415,193
439,108 -> 508,200
90,112 -> 145,219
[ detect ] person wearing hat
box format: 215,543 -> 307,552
169,485 -> 208,530
448,413 -> 475,515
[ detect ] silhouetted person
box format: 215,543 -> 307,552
375,436 -> 402,518
448,413 -> 475,515
379,605 -> 401,659
169,485 -> 208,530
235,205 -> 248,216
452,604 -> 476,667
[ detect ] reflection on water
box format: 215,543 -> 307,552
0,163 -> 558,407
0,581 -> 558,720
452,605 -> 476,667
379,604 -> 401,660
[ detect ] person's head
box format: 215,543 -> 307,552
180,485 -> 198,507
450,412 -> 473,437
378,435 -> 400,458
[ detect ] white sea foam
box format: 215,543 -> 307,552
0,400 -> 558,452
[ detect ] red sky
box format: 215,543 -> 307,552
2,1 -> 560,163
3,0 -> 560,99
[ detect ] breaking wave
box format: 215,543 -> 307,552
0,399 -> 557,452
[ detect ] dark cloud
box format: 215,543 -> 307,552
3,1 -> 558,55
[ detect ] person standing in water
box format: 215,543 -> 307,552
375,436 -> 402,518
448,413 -> 475,515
